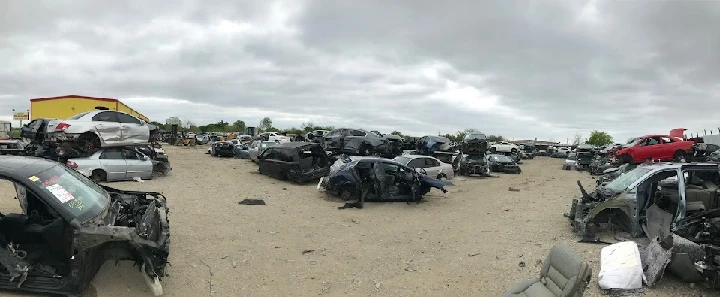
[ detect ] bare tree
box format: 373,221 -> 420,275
572,134 -> 582,145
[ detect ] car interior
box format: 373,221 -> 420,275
639,169 -> 720,225
0,181 -> 72,278
353,162 -> 415,201
298,145 -> 329,173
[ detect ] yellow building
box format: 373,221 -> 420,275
30,95 -> 150,122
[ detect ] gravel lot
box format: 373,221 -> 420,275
0,145 -> 712,296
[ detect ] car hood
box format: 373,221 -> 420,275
420,174 -> 454,190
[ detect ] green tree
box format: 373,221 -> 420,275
390,131 -> 405,138
232,120 -> 246,133
586,130 -> 613,146
487,135 -> 505,142
166,117 -> 181,127
259,117 -> 273,132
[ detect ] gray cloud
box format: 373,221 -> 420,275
1,0 -> 719,142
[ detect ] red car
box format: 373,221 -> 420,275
615,134 -> 694,164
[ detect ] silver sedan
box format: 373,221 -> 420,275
67,147 -> 154,182
248,141 -> 278,162
393,154 -> 455,180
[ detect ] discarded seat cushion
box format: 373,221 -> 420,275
502,244 -> 592,297
598,241 -> 643,290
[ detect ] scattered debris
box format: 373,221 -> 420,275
468,252 -> 481,257
132,176 -> 145,183
232,261 -> 238,268
310,261 -> 317,265
238,199 -> 266,205
508,187 -> 520,192
405,267 -> 416,272
267,231 -> 277,235
302,249 -> 315,255
518,261 -> 526,268
375,282 -> 381,289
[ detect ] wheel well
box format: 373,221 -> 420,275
591,208 -> 632,232
80,131 -> 101,144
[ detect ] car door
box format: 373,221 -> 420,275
258,148 -> 278,176
116,112 -> 149,144
98,148 -> 127,181
91,111 -> 122,145
425,158 -> 442,177
406,158 -> 425,173
122,148 -> 152,179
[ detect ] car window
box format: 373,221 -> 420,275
661,137 -> 673,144
642,137 -> 659,146
67,111 -> 92,120
29,164 -> 109,222
426,158 -> 440,167
123,149 -> 141,160
116,112 -> 142,124
380,162 -> 400,174
407,158 -> 425,168
99,148 -> 124,159
350,130 -> 366,137
91,111 -> 119,122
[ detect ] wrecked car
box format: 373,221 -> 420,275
318,156 -> 453,209
0,155 -> 169,296
383,134 -> 404,157
616,134 -> 694,164
566,162 -> 720,242
257,142 -> 330,183
210,140 -> 238,157
452,153 -> 490,176
48,110 -> 151,156
0,139 -> 27,156
595,163 -> 637,186
668,208 -> 720,287
562,153 -> 578,170
486,154 -> 521,174
588,155 -> 612,175
323,128 -> 391,157
575,144 -> 595,170
415,135 -> 452,155
393,155 -> 454,180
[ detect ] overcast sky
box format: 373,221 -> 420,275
2,0 -> 719,142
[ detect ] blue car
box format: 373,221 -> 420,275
319,156 -> 453,209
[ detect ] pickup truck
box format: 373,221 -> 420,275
615,134 -> 694,164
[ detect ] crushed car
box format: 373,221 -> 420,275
323,128 -> 392,157
451,133 -> 490,177
574,144 -> 595,170
257,142 -> 330,183
383,134 -> 405,157
0,155 -> 169,296
486,154 -> 521,174
48,109 -> 151,157
415,135 -> 452,156
318,156 -> 453,209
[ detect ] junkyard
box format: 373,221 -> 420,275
1,142 -> 716,296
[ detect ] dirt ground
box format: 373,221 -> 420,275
0,145 -> 713,297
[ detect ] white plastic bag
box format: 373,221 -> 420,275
598,241 -> 644,290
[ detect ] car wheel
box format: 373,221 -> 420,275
620,154 -> 633,165
673,150 -> 686,162
77,132 -> 100,155
90,169 -> 107,182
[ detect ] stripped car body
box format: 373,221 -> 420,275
383,134 -> 404,157
318,156 -> 453,208
566,163 -> 720,243
574,144 -> 595,170
258,142 -> 330,183
323,128 -> 391,157
48,110 -> 151,156
486,154 -> 521,174
0,156 -> 169,296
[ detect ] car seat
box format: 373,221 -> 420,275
502,244 -> 592,297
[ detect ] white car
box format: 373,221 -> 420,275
258,132 -> 290,143
562,153 -> 578,170
557,147 -> 571,157
48,110 -> 150,153
393,154 -> 454,180
490,141 -> 518,153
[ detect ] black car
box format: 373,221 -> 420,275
416,136 -> 452,155
575,144 -> 595,169
403,137 -> 419,151
383,134 -> 404,157
487,154 -> 521,174
461,133 -> 488,154
212,140 -> 239,157
453,153 -> 490,176
0,156 -> 169,296
323,128 -> 391,156
21,118 -> 56,145
319,156 -> 453,209
258,142 -> 331,183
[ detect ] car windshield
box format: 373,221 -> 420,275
624,137 -> 642,147
604,167 -> 652,193
393,156 -> 412,165
465,133 -> 487,140
492,155 -> 512,162
67,111 -> 92,120
26,164 -> 109,222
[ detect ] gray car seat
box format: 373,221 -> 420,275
502,244 -> 592,297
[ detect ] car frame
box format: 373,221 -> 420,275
0,155 -> 169,296
393,154 -> 454,180
257,142 -> 331,183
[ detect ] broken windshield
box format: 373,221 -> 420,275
26,164 -> 109,222
604,167 -> 652,193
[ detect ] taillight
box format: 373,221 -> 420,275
55,122 -> 71,131
66,161 -> 78,168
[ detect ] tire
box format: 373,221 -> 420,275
620,154 -> 633,165
673,150 -> 686,162
77,132 -> 100,155
360,145 -> 373,156
90,169 -> 107,182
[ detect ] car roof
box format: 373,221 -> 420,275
400,155 -> 434,160
0,156 -> 59,177
273,141 -> 317,148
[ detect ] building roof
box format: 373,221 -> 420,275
30,95 -> 119,103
